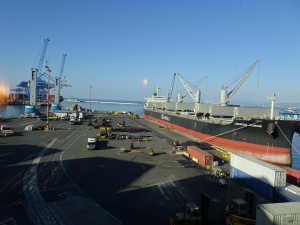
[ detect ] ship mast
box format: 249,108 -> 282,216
267,94 -> 277,120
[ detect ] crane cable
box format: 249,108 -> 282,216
276,123 -> 300,156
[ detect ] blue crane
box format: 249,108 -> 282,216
36,38 -> 50,79
54,54 -> 69,104
58,53 -> 67,81
19,39 -> 70,108
29,38 -> 50,106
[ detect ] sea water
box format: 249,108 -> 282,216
1,100 -> 300,169
0,100 -> 144,118
292,134 -> 300,169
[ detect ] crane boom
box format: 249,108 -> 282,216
58,53 -> 67,80
195,75 -> 208,88
176,73 -> 197,102
36,38 -> 50,78
54,54 -> 67,104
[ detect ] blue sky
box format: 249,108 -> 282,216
0,0 -> 299,103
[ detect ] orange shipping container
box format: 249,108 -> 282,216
187,145 -> 213,167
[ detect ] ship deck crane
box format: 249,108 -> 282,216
175,73 -> 202,103
167,73 -> 208,103
167,73 -> 176,102
220,59 -> 260,106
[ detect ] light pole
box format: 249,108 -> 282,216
45,60 -> 51,130
89,85 -> 92,114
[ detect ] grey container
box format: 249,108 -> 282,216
256,202 -> 300,225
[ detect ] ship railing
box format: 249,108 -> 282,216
207,118 -> 234,125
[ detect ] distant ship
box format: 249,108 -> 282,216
279,107 -> 300,120
285,107 -> 297,114
143,60 -> 300,167
64,97 -> 83,103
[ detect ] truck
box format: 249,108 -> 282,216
70,116 -> 80,125
1,125 -> 14,136
208,166 -> 227,178
208,166 -> 228,186
87,137 -> 98,150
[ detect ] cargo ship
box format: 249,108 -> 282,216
143,61 -> 300,167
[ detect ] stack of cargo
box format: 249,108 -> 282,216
187,146 -> 214,168
230,153 -> 286,201
256,202 -> 300,225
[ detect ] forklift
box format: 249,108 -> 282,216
222,191 -> 256,225
168,193 -> 210,225
97,125 -> 111,139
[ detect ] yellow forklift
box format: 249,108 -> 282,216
97,125 -> 111,139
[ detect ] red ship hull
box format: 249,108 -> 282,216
144,114 -> 293,166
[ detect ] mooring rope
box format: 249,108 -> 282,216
276,123 -> 300,156
201,120 -> 262,142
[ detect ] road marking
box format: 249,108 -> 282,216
23,138 -> 60,225
58,127 -> 90,196
10,120 -> 40,127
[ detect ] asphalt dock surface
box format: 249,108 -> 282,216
0,112 -> 267,225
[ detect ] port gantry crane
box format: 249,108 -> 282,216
220,59 -> 260,106
15,39 -> 70,107
54,53 -> 70,105
30,38 -> 50,106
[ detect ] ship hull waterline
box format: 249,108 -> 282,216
144,110 -> 297,166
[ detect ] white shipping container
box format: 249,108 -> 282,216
285,183 -> 300,195
256,202 -> 300,225
230,153 -> 286,187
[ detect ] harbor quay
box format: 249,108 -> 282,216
0,112 -> 267,225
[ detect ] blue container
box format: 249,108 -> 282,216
51,104 -> 60,112
279,112 -> 300,120
25,105 -> 35,114
230,167 -> 274,201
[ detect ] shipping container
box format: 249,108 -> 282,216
274,183 -> 300,202
284,167 -> 300,187
256,202 -> 300,225
230,167 -> 274,201
285,183 -> 300,195
230,153 -> 286,187
187,146 -> 213,167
